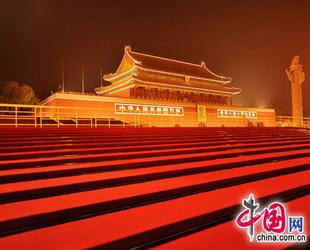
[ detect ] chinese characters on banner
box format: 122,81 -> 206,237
115,103 -> 184,116
218,109 -> 257,119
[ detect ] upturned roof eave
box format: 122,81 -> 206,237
127,46 -> 232,83
104,64 -> 231,85
98,75 -> 240,95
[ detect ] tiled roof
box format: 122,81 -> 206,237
127,47 -> 231,83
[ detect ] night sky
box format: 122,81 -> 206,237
0,0 -> 309,115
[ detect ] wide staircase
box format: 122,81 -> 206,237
0,127 -> 309,249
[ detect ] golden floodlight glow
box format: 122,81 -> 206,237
115,103 -> 184,116
217,109 -> 257,119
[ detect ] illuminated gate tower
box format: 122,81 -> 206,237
42,46 -> 276,127
96,46 -> 240,107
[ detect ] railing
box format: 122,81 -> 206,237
0,103 -> 197,128
1,103 -> 308,128
276,116 -> 310,128
0,103 -> 119,128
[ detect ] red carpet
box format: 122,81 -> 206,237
0,127 -> 309,249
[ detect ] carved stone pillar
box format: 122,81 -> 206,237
286,55 -> 305,127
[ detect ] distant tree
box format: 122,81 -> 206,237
0,81 -> 39,105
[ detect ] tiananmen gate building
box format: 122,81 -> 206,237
41,46 -> 276,127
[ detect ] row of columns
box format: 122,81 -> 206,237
129,86 -> 229,105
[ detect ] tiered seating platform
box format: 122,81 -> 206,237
0,127 -> 309,249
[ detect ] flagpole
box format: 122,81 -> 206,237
100,67 -> 103,88
81,65 -> 85,93
61,62 -> 65,93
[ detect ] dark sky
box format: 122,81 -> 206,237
0,0 -> 309,115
